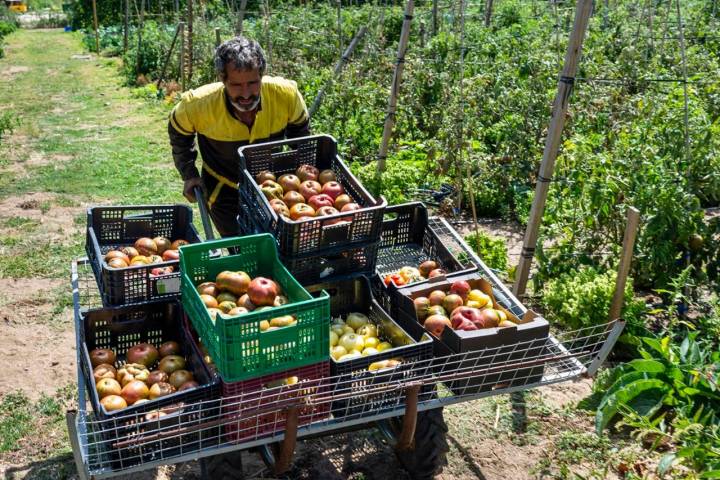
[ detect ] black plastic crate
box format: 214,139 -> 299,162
305,276 -> 434,418
393,274 -> 549,395
86,205 -> 202,306
238,135 -> 387,256
239,195 -> 379,286
376,201 -> 477,289
78,300 -> 221,470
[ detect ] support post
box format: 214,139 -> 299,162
376,0 -> 414,173
236,0 -> 247,34
123,0 -> 129,53
484,0 -> 493,27
309,26 -> 367,118
273,406 -> 299,475
602,0 -> 609,30
186,0 -> 194,83
337,0 -> 342,57
179,21 -> 186,91
135,0 -> 145,75
676,0 -> 690,165
215,27 -> 221,47
512,0 -> 594,297
431,0 -> 438,36
156,23 -> 182,88
91,0 -> 100,54
608,207 -> 640,321
395,383 -> 421,450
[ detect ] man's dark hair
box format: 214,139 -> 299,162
214,36 -> 266,80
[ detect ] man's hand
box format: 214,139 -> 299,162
183,177 -> 204,202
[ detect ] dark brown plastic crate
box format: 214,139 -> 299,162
238,135 -> 387,256
394,274 -> 549,395
376,201 -> 477,288
78,300 -> 220,470
305,276 -> 434,418
86,204 -> 202,306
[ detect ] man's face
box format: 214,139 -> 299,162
224,65 -> 261,112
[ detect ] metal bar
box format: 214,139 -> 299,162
585,320 -> 626,377
66,411 -> 90,480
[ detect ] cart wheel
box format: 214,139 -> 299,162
386,408 -> 449,479
200,451 -> 244,479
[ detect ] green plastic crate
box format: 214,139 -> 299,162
180,234 -> 330,382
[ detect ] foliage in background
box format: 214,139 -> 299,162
464,230 -> 508,274
68,0 -> 720,292
541,265 -> 645,330
592,333 -> 720,476
0,9 -> 18,58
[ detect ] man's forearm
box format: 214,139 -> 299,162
285,118 -> 310,139
168,122 -> 200,180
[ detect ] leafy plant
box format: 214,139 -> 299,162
541,265 -> 645,330
464,230 -> 508,273
594,333 -> 720,475
0,111 -> 20,146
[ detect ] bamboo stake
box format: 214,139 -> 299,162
431,0 -> 438,36
676,0 -> 691,165
264,0 -> 271,72
484,0 -> 493,27
512,0 -> 594,298
186,0 -> 194,83
156,22 -> 182,88
337,0 -> 342,58
237,0 -> 247,34
179,21 -> 186,91
135,0 -> 145,75
123,0 -> 129,53
376,0 -> 414,173
609,207 -> 640,321
91,0 -> 100,54
309,26 -> 367,118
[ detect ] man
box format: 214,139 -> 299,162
169,36 -> 310,237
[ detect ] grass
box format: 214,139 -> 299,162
0,29 -> 188,279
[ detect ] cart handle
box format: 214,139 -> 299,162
194,186 -> 215,241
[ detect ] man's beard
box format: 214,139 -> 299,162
231,95 -> 260,112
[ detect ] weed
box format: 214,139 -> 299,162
0,392 -> 33,452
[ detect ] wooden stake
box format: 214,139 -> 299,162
609,207 -> 640,321
309,26 -> 367,118
377,0 -> 414,173
484,0 -> 493,27
156,23 -> 183,88
264,0 -> 271,72
179,21 -> 186,91
135,0 -> 145,75
512,0 -> 594,297
602,0 -> 609,30
215,27 -> 221,48
676,0 -> 691,165
186,0 -> 194,83
337,0 -> 342,58
123,0 -> 129,53
431,0 -> 438,36
237,0 -> 247,34
91,0 -> 100,54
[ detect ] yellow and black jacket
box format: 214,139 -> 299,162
168,76 -> 310,188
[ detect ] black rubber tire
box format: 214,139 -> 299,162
391,408 -> 449,480
200,451 -> 244,480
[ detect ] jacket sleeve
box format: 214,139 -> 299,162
168,100 -> 200,180
285,84 -> 310,139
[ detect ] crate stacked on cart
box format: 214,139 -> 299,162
236,134 -> 387,284
305,276 -> 434,419
73,295 -> 221,470
85,204 -> 202,306
178,233 -> 334,442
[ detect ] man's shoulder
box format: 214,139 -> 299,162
262,76 -> 299,96
180,82 -> 225,105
